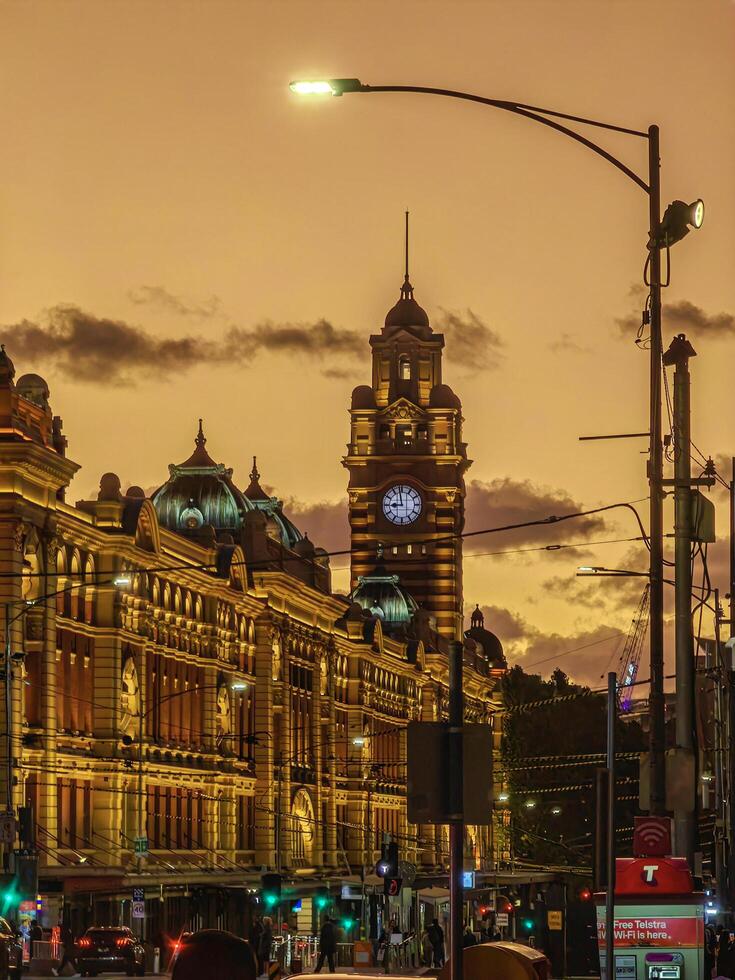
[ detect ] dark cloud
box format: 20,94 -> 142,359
435,309 -> 504,371
128,285 -> 222,319
518,624 -> 627,688
464,477 -> 609,552
0,305 -> 364,386
548,332 -> 591,354
615,286 -> 735,339
281,498 -> 350,556
665,300 -> 735,337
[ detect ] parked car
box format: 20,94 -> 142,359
0,916 -> 23,980
76,926 -> 145,977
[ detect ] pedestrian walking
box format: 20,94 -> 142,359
427,918 -> 444,968
259,916 -> 273,975
52,925 -> 77,977
314,916 -> 337,973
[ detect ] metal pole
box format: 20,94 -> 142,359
4,603 -> 12,816
605,672 -> 616,980
668,334 -> 696,864
448,640 -> 464,980
137,696 -> 144,870
712,588 -> 727,913
729,462 -> 735,914
647,124 -> 666,816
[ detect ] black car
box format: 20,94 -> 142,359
76,926 -> 145,977
0,916 -> 22,980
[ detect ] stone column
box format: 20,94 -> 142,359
0,519 -> 26,815
324,644 -> 338,869
253,618 -> 275,867
39,531 -> 61,865
277,630 -> 292,869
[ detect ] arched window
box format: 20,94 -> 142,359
399,356 -> 411,380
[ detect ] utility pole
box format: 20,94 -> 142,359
605,672 -> 616,980
728,460 -> 735,908
448,640 -> 464,980
663,333 -> 697,864
647,125 -> 667,817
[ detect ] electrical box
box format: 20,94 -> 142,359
691,491 -> 715,543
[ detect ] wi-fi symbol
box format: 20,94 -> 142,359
633,817 -> 671,857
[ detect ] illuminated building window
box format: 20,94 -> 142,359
399,356 -> 411,380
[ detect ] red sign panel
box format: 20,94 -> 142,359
597,916 -> 703,948
633,816 -> 672,857
615,857 -> 694,896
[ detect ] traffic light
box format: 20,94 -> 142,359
18,806 -> 34,848
342,917 -> 354,932
376,840 -> 398,878
261,873 -> 281,909
315,888 -> 330,911
578,887 -> 592,901
0,874 -> 16,912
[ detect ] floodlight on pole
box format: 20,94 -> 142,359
649,198 -> 705,248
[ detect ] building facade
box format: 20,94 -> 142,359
0,273 -> 505,949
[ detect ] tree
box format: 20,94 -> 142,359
501,665 -> 645,867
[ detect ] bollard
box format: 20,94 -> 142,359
153,946 -> 160,974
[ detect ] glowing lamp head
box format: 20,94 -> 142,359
290,80 -> 334,95
524,799 -> 536,809
289,78 -> 363,97
551,806 -> 562,815
498,792 -> 509,803
690,199 -> 705,229
651,198 -> 706,248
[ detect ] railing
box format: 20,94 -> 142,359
30,938 -> 60,962
272,934 -> 320,972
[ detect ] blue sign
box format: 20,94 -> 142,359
462,871 -> 475,888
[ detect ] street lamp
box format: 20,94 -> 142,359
290,76 -> 705,823
124,680 -> 249,868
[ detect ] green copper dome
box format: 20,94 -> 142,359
152,420 -> 254,535
350,546 -> 418,629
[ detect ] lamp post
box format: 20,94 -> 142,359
126,679 -> 250,871
290,78 -> 704,829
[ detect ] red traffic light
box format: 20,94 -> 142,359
579,888 -> 592,901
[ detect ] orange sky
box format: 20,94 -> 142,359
2,0 -> 734,683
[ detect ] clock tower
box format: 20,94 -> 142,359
343,262 -> 470,640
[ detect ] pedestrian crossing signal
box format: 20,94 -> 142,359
383,877 -> 402,897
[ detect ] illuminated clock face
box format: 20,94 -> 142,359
382,485 -> 422,525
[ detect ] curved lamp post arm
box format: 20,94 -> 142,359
308,80 -> 651,192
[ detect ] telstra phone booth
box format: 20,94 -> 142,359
595,857 -> 704,980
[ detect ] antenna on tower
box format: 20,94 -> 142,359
404,210 -> 410,281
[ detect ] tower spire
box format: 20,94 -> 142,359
400,210 -> 413,300
196,418 -> 206,448
405,210 -> 409,281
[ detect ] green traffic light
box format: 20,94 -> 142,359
342,918 -> 353,931
264,893 -> 278,908
523,918 -> 534,932
316,897 -> 328,910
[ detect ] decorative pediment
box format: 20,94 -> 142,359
382,398 -> 425,421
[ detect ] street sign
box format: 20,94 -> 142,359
407,722 -> 493,824
547,910 -> 563,931
133,837 -> 148,855
0,814 -> 16,845
133,888 -> 144,902
495,912 -> 509,927
462,871 -> 475,889
132,900 -> 145,919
